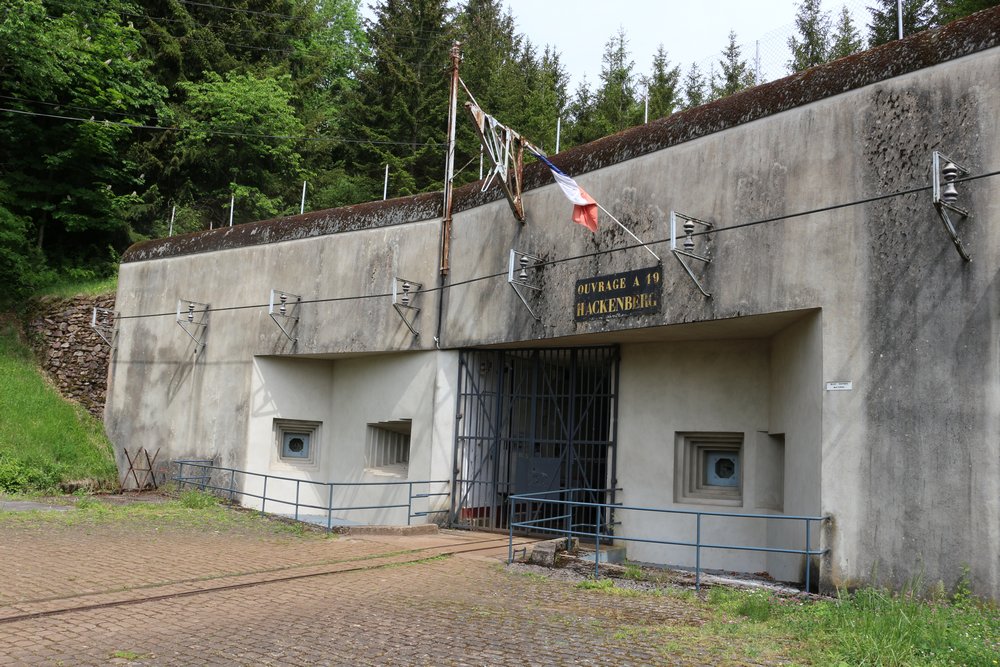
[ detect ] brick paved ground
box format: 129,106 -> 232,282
0,503 -> 781,666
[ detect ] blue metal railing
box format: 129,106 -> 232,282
508,488 -> 829,592
173,459 -> 450,533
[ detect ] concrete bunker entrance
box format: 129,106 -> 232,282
451,346 -> 618,535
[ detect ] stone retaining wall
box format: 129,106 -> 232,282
25,294 -> 114,419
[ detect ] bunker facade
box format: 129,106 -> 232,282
109,10 -> 1000,598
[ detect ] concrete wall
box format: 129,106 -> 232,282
616,311 -> 821,582
239,352 -> 455,525
107,17 -> 1000,597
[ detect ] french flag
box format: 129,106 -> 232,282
530,149 -> 599,232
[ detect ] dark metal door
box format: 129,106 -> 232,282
450,346 -> 619,534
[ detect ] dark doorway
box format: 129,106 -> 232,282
450,346 -> 619,534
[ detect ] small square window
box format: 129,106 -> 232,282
274,419 -> 320,466
674,432 -> 743,506
365,420 -> 411,477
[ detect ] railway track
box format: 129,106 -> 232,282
0,535 -> 536,625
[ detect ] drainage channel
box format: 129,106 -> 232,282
0,536 -> 534,625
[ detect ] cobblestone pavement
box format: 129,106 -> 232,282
0,509 -> 756,666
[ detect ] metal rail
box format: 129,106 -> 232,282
174,460 -> 449,533
508,488 -> 829,592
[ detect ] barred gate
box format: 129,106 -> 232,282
450,346 -> 619,534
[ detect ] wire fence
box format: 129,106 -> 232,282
688,0 -> 872,86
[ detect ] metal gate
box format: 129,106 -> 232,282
450,346 -> 619,534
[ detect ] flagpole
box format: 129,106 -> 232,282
595,203 -> 661,263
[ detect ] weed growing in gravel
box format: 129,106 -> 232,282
179,489 -> 218,509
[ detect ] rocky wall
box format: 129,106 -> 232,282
25,295 -> 114,419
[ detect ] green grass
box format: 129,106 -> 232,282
0,493 -> 323,536
703,583 -> 1000,666
33,275 -> 117,299
0,319 -> 117,492
567,573 -> 999,665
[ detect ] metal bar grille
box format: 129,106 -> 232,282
451,346 -> 618,534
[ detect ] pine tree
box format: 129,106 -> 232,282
867,0 -> 937,46
643,45 -> 681,120
788,0 -> 831,72
565,77 -> 600,147
681,63 -> 707,110
593,28 -> 640,136
937,0 -> 1000,22
829,5 -> 865,60
347,0 -> 454,197
712,31 -> 755,99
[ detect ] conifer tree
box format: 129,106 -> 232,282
937,0 -> 1000,22
712,31 -> 755,98
565,77 -> 600,146
643,45 -> 682,120
867,0 -> 936,46
593,29 -> 640,136
788,0 -> 831,72
829,5 -> 865,60
347,0 -> 454,197
681,63 -> 707,110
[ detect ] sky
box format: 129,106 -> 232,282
360,0 -> 873,89
499,0 -> 872,88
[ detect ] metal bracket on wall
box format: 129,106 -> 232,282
931,151 -> 972,262
176,300 -> 209,354
90,307 -> 118,348
268,289 -> 301,344
670,211 -> 713,298
392,278 -> 423,337
508,249 -> 543,321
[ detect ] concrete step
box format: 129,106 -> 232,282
576,544 -> 627,564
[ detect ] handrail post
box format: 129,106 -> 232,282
805,519 -> 812,593
228,468 -> 236,502
295,480 -> 300,522
176,461 -> 184,490
261,475 -> 268,516
594,502 -> 601,579
508,494 -> 514,564
695,513 -> 702,593
407,481 -> 413,526
326,483 -> 334,534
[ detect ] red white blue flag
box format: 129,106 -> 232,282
530,150 -> 599,232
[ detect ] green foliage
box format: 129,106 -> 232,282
703,584 -> 1000,666
179,489 -> 219,509
644,46 -> 682,121
346,0 -> 454,198
788,0 -> 831,73
577,577 -> 616,590
712,31 -> 756,99
0,0 -> 166,281
0,319 -> 117,492
868,0 -> 938,46
592,29 -> 641,136
830,5 -> 866,60
681,64 -> 708,110
937,0 -> 1000,22
623,563 -> 645,581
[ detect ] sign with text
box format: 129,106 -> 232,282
575,266 -> 662,321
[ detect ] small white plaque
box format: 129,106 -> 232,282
825,381 -> 853,391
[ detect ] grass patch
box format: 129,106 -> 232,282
0,320 -> 116,492
701,583 -> 1000,666
0,494 -> 328,537
179,489 -> 219,509
34,275 -> 117,299
575,576 -> 659,598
